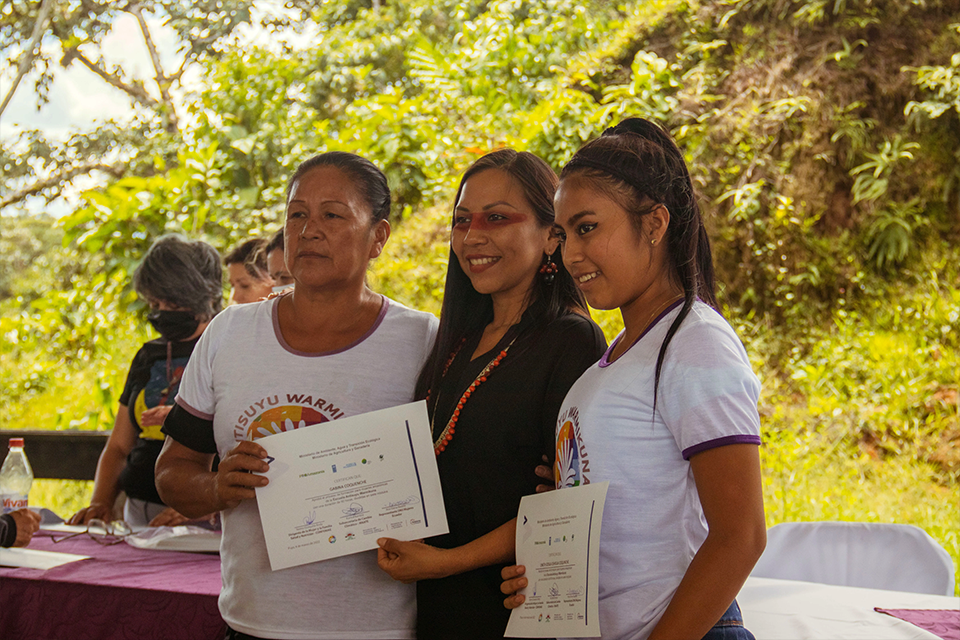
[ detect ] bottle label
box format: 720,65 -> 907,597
1,493 -> 29,514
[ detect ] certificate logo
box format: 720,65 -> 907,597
328,535 -> 336,544
345,532 -> 355,541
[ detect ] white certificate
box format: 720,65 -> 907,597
506,482 -> 608,638
254,400 -> 448,571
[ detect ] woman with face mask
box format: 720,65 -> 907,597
70,234 -> 223,528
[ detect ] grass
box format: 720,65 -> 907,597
761,427 -> 959,592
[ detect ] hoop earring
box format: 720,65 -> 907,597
539,254 -> 558,285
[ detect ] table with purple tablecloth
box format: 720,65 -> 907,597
0,529 -> 225,640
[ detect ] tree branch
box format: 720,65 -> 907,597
0,163 -> 127,211
127,2 -> 179,132
69,49 -> 161,109
0,0 -> 58,119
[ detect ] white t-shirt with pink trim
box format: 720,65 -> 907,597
554,300 -> 761,640
174,294 -> 437,640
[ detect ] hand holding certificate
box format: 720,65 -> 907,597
254,401 -> 448,571
505,482 -> 608,638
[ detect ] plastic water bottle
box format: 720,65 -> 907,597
0,438 -> 33,514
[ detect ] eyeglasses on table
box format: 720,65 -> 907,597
44,519 -> 134,546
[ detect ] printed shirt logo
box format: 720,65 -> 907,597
247,405 -> 329,440
555,405 -> 590,488
233,394 -> 346,441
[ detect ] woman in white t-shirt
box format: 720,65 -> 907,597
501,119 -> 766,640
156,152 -> 437,640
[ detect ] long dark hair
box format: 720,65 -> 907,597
415,149 -> 588,402
561,118 -> 717,405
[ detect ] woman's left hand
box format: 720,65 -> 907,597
376,538 -> 454,583
500,564 -> 528,609
147,507 -> 190,527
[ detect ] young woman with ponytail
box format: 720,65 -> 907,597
501,119 -> 766,640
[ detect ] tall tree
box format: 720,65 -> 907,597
0,0 -> 256,211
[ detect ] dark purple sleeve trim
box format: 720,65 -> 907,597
175,396 -> 214,421
682,434 -> 761,460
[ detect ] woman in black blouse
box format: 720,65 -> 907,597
377,150 -> 607,639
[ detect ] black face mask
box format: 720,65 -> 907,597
147,309 -> 200,342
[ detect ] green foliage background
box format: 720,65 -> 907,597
2,0 -> 958,590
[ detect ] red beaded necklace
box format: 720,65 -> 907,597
431,336 -> 516,455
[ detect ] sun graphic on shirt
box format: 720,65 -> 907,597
247,405 -> 330,440
556,419 -> 582,488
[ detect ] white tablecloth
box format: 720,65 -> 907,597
739,576 -> 960,639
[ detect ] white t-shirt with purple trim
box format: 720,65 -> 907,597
174,293 -> 437,640
554,300 -> 761,640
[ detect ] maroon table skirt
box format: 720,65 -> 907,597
0,530 -> 225,640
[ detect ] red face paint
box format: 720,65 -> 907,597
452,210 -> 529,232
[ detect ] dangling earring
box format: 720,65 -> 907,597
539,254 -> 558,284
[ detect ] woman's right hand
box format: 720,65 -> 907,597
69,503 -> 114,526
500,564 -> 529,609
11,509 -> 41,547
213,440 -> 270,509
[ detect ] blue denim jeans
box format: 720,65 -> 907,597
700,600 -> 755,640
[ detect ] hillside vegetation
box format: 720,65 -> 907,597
2,0 -> 958,588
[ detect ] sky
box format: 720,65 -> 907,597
1,14 -> 174,142
1,14 -> 180,217
1,5 -> 310,217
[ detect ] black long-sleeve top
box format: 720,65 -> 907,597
416,309 -> 607,640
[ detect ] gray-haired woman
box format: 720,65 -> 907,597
70,234 -> 222,528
